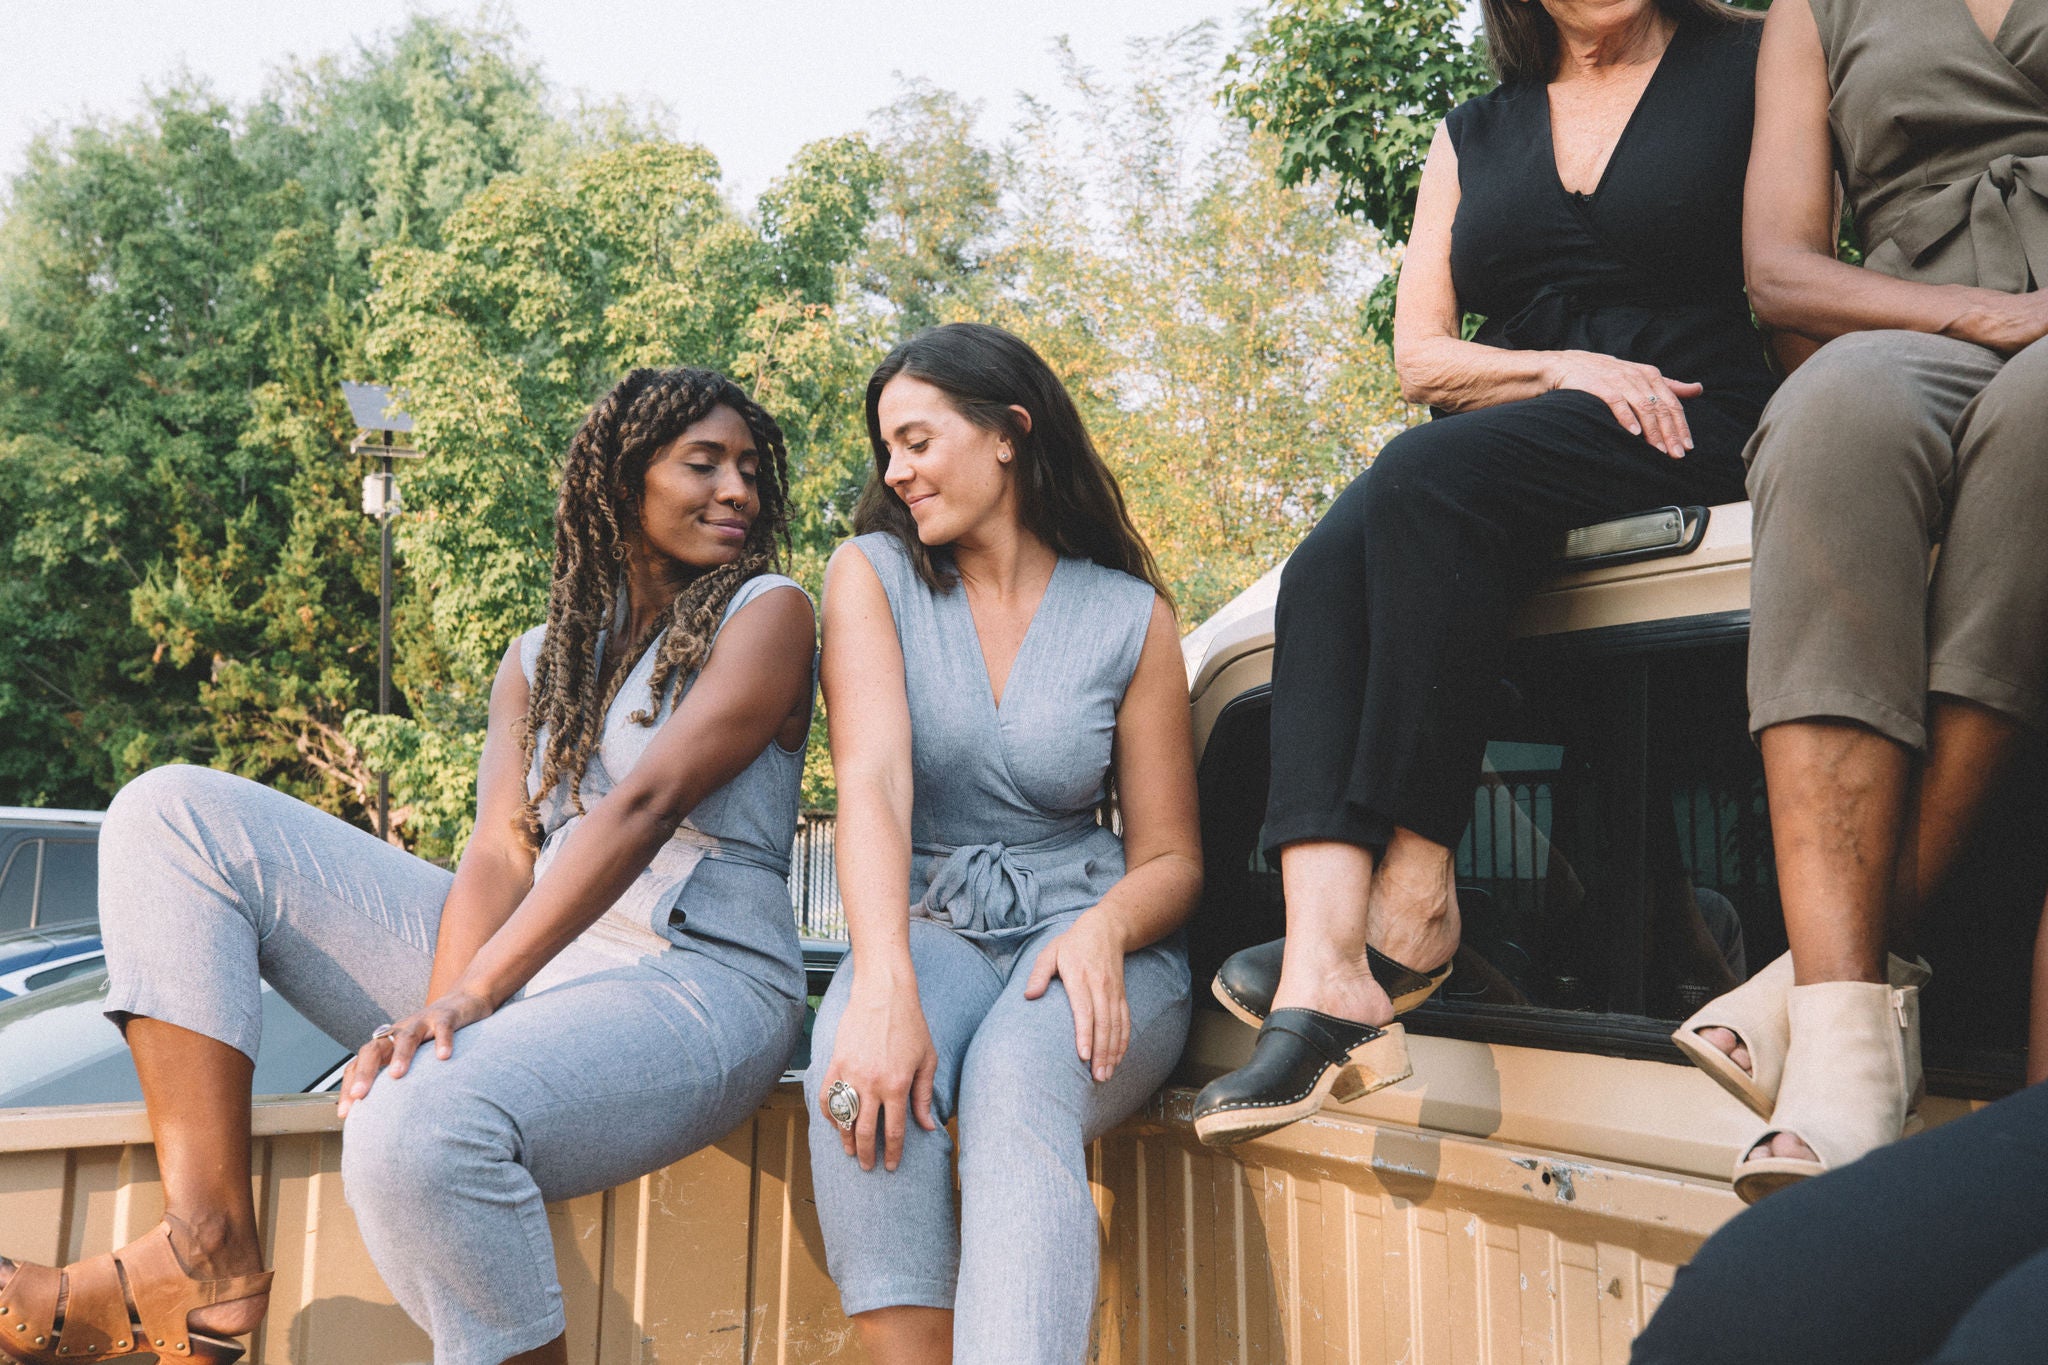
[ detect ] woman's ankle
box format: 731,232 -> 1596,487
164,1209 -> 265,1278
1270,953 -> 1395,1027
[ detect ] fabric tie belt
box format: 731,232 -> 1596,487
913,823 -> 1107,936
1881,152 -> 2048,294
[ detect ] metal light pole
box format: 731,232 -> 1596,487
340,381 -> 420,842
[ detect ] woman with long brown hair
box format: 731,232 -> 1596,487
1194,0 -> 1773,1145
804,323 -> 1202,1363
0,368 -> 817,1365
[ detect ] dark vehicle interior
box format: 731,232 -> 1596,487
1189,619 -> 2048,1097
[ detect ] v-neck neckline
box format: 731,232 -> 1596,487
957,554 -> 1064,716
1541,16 -> 1687,205
1953,0 -> 2025,64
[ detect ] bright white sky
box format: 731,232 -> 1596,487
5,1 -> 1244,202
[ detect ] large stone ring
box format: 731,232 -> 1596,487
826,1080 -> 860,1132
370,1023 -> 397,1042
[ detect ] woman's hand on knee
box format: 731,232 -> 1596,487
821,979 -> 939,1173
335,989 -> 496,1119
1025,911 -> 1132,1083
1544,350 -> 1702,459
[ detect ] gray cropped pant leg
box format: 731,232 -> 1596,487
1746,331 -> 2048,746
803,916 -> 1192,1364
98,765 -> 800,1365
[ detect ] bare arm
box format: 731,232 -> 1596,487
1394,123 -> 1555,410
1023,595 -> 1203,1079
1745,0 -> 2048,353
1082,596 -> 1203,952
1394,123 -> 1701,458
339,586 -> 814,1114
814,541 -> 937,1172
421,641 -> 541,1002
452,586 -> 816,1005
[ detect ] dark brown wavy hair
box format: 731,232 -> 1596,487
854,322 -> 1168,601
1481,0 -> 1757,86
517,367 -> 791,848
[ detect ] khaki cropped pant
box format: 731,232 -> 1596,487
1746,331 -> 2048,747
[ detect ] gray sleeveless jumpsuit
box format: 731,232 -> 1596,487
97,573 -> 811,1365
803,533 -> 1193,1363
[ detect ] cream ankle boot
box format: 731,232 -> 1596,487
1674,951 -> 1930,1118
1730,979 -> 1921,1205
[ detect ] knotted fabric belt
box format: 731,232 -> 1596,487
912,823 -> 1106,936
1880,152 -> 2048,293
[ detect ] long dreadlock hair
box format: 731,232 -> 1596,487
517,366 -> 792,849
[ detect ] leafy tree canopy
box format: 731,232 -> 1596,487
1222,0 -> 1490,243
0,13 -> 1426,861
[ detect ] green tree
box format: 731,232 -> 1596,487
987,26 -> 1416,621
0,15 -> 640,817
352,135 -> 883,854
859,82 -> 1002,330
1223,0 -> 1491,244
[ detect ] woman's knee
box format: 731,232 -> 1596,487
1282,473 -> 1372,588
1748,333 -> 1948,498
954,1036 -> 1088,1183
1962,336 -> 2048,459
341,1067 -> 515,1214
103,765 -> 234,845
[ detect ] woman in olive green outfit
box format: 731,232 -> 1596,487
1672,0 -> 2048,1204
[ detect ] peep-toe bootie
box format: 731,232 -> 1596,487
1192,1007 -> 1412,1147
1731,979 -> 1921,1205
1674,951 -> 1929,1119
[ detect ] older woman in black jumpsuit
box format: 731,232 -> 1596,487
1195,0 -> 1774,1145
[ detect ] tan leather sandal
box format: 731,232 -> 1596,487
1673,951 -> 1930,1119
1730,979 -> 1921,1205
0,1222 -> 271,1364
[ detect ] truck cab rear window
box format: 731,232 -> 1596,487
1190,626 -> 2046,1093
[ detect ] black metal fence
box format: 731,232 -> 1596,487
788,812 -> 844,939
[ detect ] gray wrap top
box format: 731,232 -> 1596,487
519,572 -> 811,999
1812,0 -> 2048,291
851,531 -> 1159,942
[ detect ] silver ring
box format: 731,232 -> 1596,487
1643,394 -> 1662,406
370,1023 -> 396,1042
826,1080 -> 860,1132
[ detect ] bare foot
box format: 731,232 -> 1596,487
1270,946 -> 1397,1027
1746,1131 -> 1819,1164
1270,832 -> 1461,1029
1361,829 -> 1462,988
1695,1025 -> 1754,1078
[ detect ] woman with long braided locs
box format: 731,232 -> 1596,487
0,362 -> 821,1365
520,366 -> 795,847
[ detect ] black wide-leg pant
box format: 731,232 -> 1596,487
1264,389 -> 1748,854
1631,1080 -> 2048,1365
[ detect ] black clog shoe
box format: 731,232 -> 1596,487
1190,1007 -> 1412,1147
1210,938 -> 1453,1028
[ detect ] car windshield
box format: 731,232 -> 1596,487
0,971 -> 350,1107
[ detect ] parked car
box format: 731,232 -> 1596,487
0,970 -> 350,1108
0,923 -> 105,1000
0,932 -> 852,1110
0,806 -> 102,934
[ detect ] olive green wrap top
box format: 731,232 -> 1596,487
1811,0 -> 2048,291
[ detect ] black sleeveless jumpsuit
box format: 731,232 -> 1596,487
1264,12 -> 1774,854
